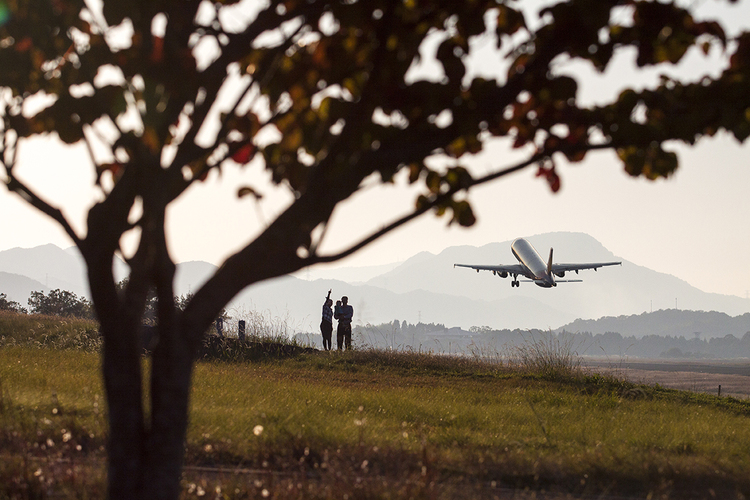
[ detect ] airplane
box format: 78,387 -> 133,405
454,238 -> 621,288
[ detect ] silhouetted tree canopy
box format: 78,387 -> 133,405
27,288 -> 94,318
0,292 -> 26,313
1,1 -> 749,498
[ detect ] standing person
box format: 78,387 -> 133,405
320,290 -> 333,351
336,296 -> 354,351
334,300 -> 343,320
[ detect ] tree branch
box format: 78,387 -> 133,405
308,155 -> 540,265
308,141 -> 614,265
5,173 -> 82,247
165,4 -> 324,202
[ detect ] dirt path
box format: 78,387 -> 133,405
584,359 -> 750,399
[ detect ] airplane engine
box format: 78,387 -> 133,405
555,271 -> 565,278
497,271 -> 508,278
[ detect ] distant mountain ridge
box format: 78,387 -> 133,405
0,272 -> 47,306
0,244 -> 89,296
557,310 -> 750,339
1,232 -> 748,333
0,244 -> 128,300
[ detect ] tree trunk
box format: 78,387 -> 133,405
85,247 -> 150,499
93,230 -> 198,499
101,311 -> 147,499
142,258 -> 194,499
142,346 -> 193,499
101,319 -> 194,500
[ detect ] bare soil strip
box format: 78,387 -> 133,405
584,359 -> 750,398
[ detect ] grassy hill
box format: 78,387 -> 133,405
2,310 -> 750,499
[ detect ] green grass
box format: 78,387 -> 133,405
185,355 -> 750,497
0,347 -> 107,498
2,312 -> 750,498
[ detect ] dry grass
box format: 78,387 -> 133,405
3,311 -> 750,499
0,310 -> 100,351
505,331 -> 582,379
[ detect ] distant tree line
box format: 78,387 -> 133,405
354,322 -> 750,359
561,310 -> 750,340
561,330 -> 750,359
1,282 -> 203,322
354,321 -> 448,349
0,289 -> 94,318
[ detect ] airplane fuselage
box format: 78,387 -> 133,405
511,238 -> 555,287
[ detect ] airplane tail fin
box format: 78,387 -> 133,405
547,248 -> 553,276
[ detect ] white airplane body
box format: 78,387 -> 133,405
454,238 -> 621,288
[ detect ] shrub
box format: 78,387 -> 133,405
508,331 -> 582,379
27,289 -> 94,319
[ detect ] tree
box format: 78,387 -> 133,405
0,292 -> 26,313
27,288 -> 94,318
1,0 -> 748,498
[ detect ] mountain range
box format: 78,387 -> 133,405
1,232 -> 748,335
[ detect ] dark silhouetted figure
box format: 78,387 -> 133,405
336,296 -> 354,350
320,290 -> 333,351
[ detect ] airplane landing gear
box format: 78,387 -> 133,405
511,280 -> 519,287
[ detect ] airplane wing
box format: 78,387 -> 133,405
454,263 -> 527,276
551,261 -> 621,273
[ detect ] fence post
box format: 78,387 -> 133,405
718,384 -> 721,397
215,317 -> 223,337
238,320 -> 246,341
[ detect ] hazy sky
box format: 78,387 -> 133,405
1,1 -> 749,300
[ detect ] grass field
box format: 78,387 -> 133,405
2,311 -> 750,499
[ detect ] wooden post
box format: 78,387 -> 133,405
718,385 -> 721,397
215,317 -> 223,337
238,320 -> 246,341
